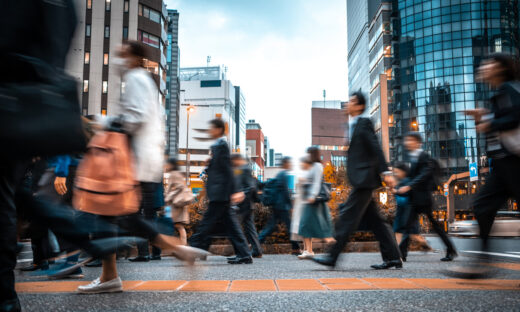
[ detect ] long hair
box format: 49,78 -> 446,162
307,146 -> 321,163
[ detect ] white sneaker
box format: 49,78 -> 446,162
297,251 -> 315,260
77,277 -> 123,294
174,245 -> 212,264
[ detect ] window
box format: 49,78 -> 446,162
101,109 -> 107,116
123,27 -> 128,39
105,0 -> 111,11
84,52 -> 90,65
103,53 -> 109,65
149,10 -> 161,23
85,24 -> 91,37
143,7 -> 150,18
104,26 -> 110,38
138,30 -> 159,48
124,0 -> 129,13
102,81 -> 108,94
86,0 -> 91,9
138,4 -> 143,16
83,80 -> 89,92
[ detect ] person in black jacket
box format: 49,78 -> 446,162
189,119 -> 253,264
456,53 -> 520,278
313,92 -> 402,269
229,154 -> 262,258
395,132 -> 457,262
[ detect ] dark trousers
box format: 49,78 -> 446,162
189,201 -> 251,258
473,156 -> 520,249
258,209 -> 300,250
0,163 -> 23,303
329,188 -> 401,263
399,234 -> 411,259
236,207 -> 262,256
412,205 -> 455,253
135,182 -> 161,257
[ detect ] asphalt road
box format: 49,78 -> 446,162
427,236 -> 520,262
15,252 -> 520,312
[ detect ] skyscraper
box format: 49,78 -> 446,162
166,9 -> 180,155
391,0 -> 520,177
346,0 -> 371,95
67,0 -> 168,116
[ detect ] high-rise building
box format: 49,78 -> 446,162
367,1 -> 393,160
165,9 -> 180,155
246,120 -> 265,180
178,66 -> 239,188
264,136 -> 271,168
234,86 -> 247,153
311,100 -> 347,167
268,148 -> 275,167
274,153 -> 284,167
67,0 -> 168,116
391,0 -> 520,177
346,0 -> 371,95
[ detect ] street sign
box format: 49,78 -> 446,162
469,162 -> 478,182
444,191 -> 449,196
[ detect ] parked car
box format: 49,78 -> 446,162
449,211 -> 520,237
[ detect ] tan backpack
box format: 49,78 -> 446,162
73,131 -> 141,216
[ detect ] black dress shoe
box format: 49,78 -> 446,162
85,259 -> 102,267
311,255 -> 336,268
370,260 -> 403,270
226,256 -> 237,261
129,256 -> 150,262
228,257 -> 253,264
252,253 -> 263,258
0,298 -> 21,312
441,250 -> 458,262
150,255 -> 162,261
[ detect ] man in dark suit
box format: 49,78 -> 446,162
396,132 -> 457,261
229,154 -> 262,258
258,157 -> 301,254
189,119 -> 253,264
313,92 -> 402,269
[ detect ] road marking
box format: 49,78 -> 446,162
464,250 -> 520,259
15,278 -> 520,293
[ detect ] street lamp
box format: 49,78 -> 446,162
186,105 -> 195,186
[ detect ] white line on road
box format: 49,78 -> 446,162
464,250 -> 520,259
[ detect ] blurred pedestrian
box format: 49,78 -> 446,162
258,157 -> 301,255
297,149 -> 333,260
391,162 -> 432,261
456,53 -> 520,278
77,41 -> 208,294
313,92 -> 401,269
164,157 -> 193,246
229,154 -> 262,259
395,132 -> 457,262
188,119 -> 253,265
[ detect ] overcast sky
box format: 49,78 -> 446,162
165,0 -> 347,158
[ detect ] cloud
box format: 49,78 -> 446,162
165,0 -> 347,158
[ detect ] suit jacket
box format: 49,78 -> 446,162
346,117 -> 388,189
206,138 -> 236,202
274,170 -> 292,211
406,151 -> 435,207
234,164 -> 255,211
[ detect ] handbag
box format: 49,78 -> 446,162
499,82 -> 520,157
0,54 -> 87,159
172,187 -> 194,208
315,182 -> 332,203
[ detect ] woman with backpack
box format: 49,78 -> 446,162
297,147 -> 334,260
76,41 -> 208,294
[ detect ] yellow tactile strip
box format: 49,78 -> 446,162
15,278 -> 520,293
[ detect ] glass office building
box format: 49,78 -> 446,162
391,0 -> 520,177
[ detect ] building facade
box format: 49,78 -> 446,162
246,120 -> 265,180
346,0 -> 371,95
391,0 -> 520,178
234,86 -> 247,153
67,0 -> 168,117
311,100 -> 348,168
165,9 -> 180,155
178,66 -> 239,187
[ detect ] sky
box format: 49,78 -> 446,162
165,0 -> 348,159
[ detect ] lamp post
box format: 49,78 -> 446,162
186,105 -> 195,186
